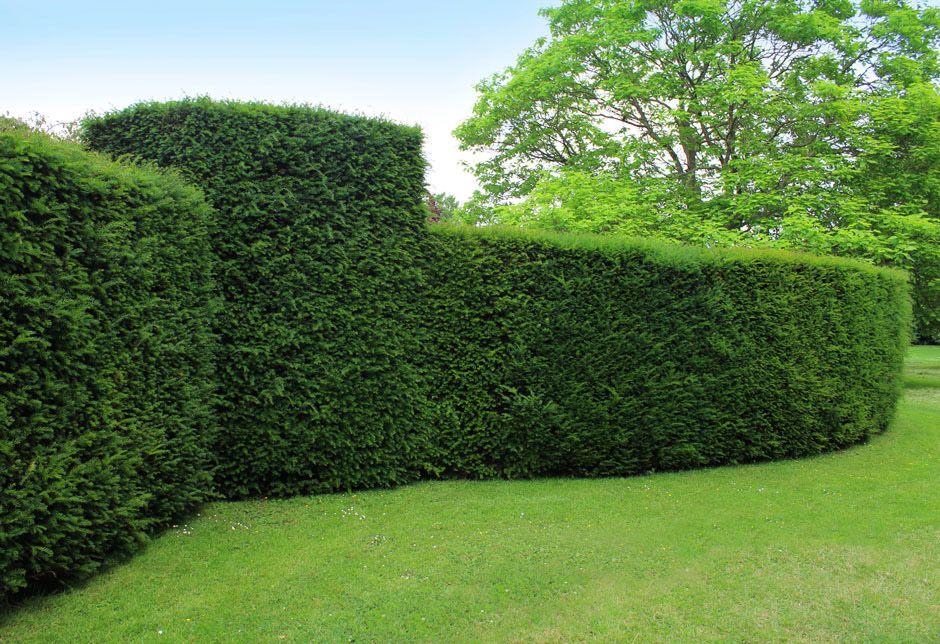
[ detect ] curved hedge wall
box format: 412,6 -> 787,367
2,97 -> 896,600
83,99 -> 911,493
420,226 -> 911,478
0,127 -> 217,597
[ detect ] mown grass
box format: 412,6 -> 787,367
905,345 -> 940,393
2,348 -> 939,643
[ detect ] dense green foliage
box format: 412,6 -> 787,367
83,99 -> 433,498
491,164 -> 940,343
83,99 -> 910,490
455,0 -> 940,341
422,226 -> 910,477
0,128 -> 217,598
0,98 -> 902,601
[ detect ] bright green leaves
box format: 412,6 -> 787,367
457,0 -> 940,212
455,0 -> 940,340
491,169 -> 738,245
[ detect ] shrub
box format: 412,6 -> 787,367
84,98 -> 911,487
83,99 -> 434,498
0,129 -> 217,598
2,98 -> 910,600
3,98 -> 909,601
420,226 -> 911,477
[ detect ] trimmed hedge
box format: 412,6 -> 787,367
83,99 -> 911,493
420,226 -> 911,478
84,99 -> 434,498
0,127 -> 217,598
2,99 -> 911,599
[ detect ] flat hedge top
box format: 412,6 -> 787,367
81,97 -> 423,151
431,224 -> 910,282
85,96 -> 421,126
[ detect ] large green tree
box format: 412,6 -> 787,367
456,0 -> 940,340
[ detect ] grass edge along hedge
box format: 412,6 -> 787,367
0,125 -> 218,600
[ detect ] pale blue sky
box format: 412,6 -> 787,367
1,1 -> 552,199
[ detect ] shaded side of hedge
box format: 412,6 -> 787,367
420,226 -> 911,478
0,128 -> 217,598
84,99 -> 434,498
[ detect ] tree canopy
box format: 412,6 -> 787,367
455,0 -> 940,341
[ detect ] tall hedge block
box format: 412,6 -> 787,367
0,127 -> 217,597
84,99 -> 434,498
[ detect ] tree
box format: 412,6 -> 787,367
425,191 -> 484,226
457,0 -> 940,210
425,191 -> 465,223
1,112 -> 82,141
493,168 -> 743,244
456,0 -> 940,340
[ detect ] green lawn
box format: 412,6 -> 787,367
2,348 -> 939,643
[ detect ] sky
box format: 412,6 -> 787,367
1,0 -> 553,200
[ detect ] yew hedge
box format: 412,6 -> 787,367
84,99 -> 433,498
0,100 -> 909,600
420,226 -> 910,478
0,126 -> 217,598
